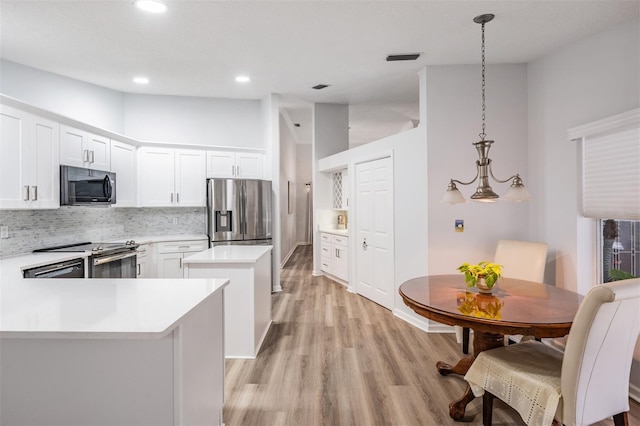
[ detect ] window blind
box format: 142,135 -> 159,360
582,125 -> 640,220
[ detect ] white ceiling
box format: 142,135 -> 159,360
1,0 -> 638,145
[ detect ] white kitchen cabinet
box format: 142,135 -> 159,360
138,147 -> 206,207
156,239 -> 208,278
0,105 -> 60,209
320,232 -> 349,283
60,124 -> 110,171
110,140 -> 137,207
332,169 -> 349,209
332,234 -> 349,281
206,150 -> 263,179
136,243 -> 152,278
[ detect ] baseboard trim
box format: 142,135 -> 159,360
280,243 -> 299,268
312,270 -> 323,277
393,309 -> 430,332
630,380 -> 640,403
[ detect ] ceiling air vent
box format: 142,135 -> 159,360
312,84 -> 330,90
386,53 -> 420,62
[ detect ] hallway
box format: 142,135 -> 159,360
222,245 -> 638,426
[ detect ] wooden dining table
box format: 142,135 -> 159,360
399,274 -> 582,421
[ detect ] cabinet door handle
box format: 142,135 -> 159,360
83,149 -> 89,162
89,150 -> 95,164
236,165 -> 240,176
176,193 -> 180,203
23,185 -> 30,201
137,264 -> 141,276
336,248 -> 340,258
362,238 -> 368,250
31,186 -> 37,201
171,193 -> 174,203
179,258 -> 183,269
232,165 -> 235,176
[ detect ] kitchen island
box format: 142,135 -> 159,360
0,276 -> 229,426
183,245 -> 272,359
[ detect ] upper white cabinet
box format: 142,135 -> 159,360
332,169 -> 349,209
110,140 -> 137,207
60,124 -> 110,171
0,105 -> 60,209
206,150 -> 263,179
139,147 -> 206,207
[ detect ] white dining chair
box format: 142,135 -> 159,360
464,277 -> 640,426
461,239 -> 549,354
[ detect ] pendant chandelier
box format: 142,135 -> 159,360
442,14 -> 530,204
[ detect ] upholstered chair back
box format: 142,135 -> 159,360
559,278 -> 640,426
494,240 -> 548,282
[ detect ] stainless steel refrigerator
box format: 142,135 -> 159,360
207,178 -> 272,246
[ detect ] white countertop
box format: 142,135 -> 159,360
183,245 -> 272,264
112,234 -> 208,245
1,277 -> 229,339
320,229 -> 349,236
0,234 -> 209,278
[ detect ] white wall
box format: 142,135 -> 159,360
123,94 -> 263,148
527,18 -> 640,392
262,94 -> 281,291
279,114 -> 297,265
311,103 -> 349,274
316,69 -> 428,328
427,64 -> 530,275
0,59 -> 124,132
296,144 -> 312,244
528,17 -> 640,294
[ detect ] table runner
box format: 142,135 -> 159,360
464,341 -> 564,426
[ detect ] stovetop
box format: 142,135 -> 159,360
34,241 -> 138,254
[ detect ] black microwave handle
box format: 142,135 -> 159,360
103,175 -> 113,200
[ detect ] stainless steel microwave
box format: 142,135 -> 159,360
60,165 -> 116,206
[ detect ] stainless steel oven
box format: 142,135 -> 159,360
90,246 -> 137,278
33,241 -> 138,278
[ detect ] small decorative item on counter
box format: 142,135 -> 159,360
457,261 -> 503,294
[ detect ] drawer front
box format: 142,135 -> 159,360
320,233 -> 331,243
320,242 -> 332,259
157,240 -> 208,254
320,259 -> 331,272
331,235 -> 348,246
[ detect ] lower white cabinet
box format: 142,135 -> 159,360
136,244 -> 152,278
320,232 -> 349,282
156,239 -> 208,278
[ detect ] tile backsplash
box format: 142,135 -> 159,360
0,206 -> 206,258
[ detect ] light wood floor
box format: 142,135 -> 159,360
223,245 -> 640,426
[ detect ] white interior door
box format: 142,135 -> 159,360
355,156 -> 394,310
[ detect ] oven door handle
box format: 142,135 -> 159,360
93,251 -> 137,266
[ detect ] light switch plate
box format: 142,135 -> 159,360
0,226 -> 8,239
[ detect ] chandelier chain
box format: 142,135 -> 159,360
480,21 -> 486,141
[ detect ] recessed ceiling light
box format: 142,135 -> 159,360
135,0 -> 167,14
235,75 -> 250,83
133,76 -> 149,85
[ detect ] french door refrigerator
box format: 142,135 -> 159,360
207,178 -> 272,246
